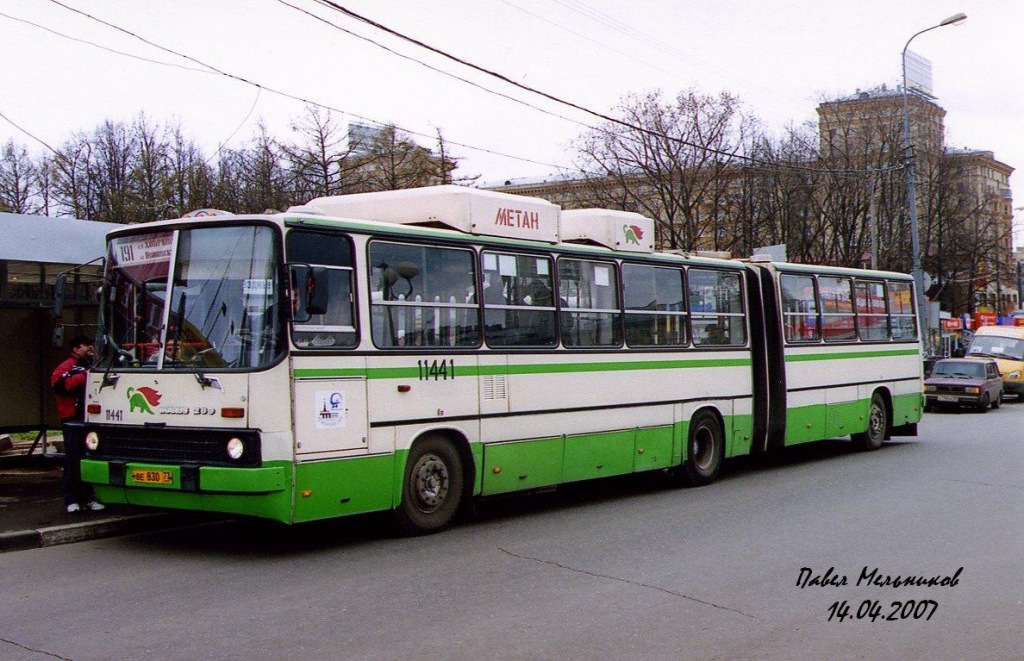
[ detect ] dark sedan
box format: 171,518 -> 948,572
924,358 -> 1003,413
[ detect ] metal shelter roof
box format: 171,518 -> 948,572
0,213 -> 119,264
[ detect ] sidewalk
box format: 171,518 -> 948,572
0,453 -> 210,553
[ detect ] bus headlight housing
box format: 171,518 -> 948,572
85,431 -> 100,451
226,437 -> 245,461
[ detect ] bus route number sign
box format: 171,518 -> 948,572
417,359 -> 455,381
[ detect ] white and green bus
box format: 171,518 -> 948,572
73,186 -> 923,534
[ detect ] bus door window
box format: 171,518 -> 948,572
779,274 -> 820,343
557,258 -> 622,347
287,231 -> 357,349
689,268 -> 747,346
855,280 -> 889,341
623,264 -> 686,347
819,276 -> 856,342
368,241 -> 479,348
482,252 -> 556,347
887,281 -> 918,340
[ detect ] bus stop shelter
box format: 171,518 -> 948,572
0,213 -> 117,455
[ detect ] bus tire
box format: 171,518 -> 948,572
852,392 -> 887,451
677,410 -> 724,487
394,436 -> 464,535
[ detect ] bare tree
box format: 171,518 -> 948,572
281,106 -> 355,200
570,88 -> 752,252
0,140 -> 37,214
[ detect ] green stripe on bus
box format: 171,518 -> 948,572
785,348 -> 920,362
294,357 -> 751,380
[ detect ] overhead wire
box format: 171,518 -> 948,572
17,0 -> 900,179
309,0 -> 903,177
19,0 -> 563,171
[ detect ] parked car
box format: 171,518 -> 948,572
924,358 -> 1003,413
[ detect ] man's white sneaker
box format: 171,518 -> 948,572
66,503 -> 81,513
84,501 -> 105,511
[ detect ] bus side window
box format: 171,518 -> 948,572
558,258 -> 622,347
368,241 -> 479,349
819,276 -> 856,342
779,274 -> 820,343
689,268 -> 746,346
482,252 -> 556,347
887,280 -> 917,340
623,263 -> 686,347
855,280 -> 889,341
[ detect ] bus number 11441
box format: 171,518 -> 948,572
417,359 -> 455,381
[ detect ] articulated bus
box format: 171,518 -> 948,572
73,186 -> 923,534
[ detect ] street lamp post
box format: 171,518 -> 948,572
901,12 -> 966,350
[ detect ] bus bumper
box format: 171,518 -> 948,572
81,459 -> 292,522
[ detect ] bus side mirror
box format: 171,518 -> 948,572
308,267 -> 330,316
290,265 -> 330,322
53,272 -> 67,318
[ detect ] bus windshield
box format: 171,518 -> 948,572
967,334 -> 1024,361
101,225 -> 282,370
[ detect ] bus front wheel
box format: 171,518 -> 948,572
852,392 -> 887,451
395,436 -> 464,535
676,410 -> 724,487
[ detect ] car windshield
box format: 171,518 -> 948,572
967,335 -> 1024,361
100,225 -> 283,370
931,361 -> 985,378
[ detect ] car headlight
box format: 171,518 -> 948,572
85,431 -> 99,451
966,386 -> 980,395
924,385 -> 936,392
226,437 -> 245,460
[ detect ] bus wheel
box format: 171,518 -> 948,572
395,436 -> 464,535
677,410 -> 723,487
852,392 -> 887,451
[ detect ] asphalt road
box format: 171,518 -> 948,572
2,403 -> 1022,661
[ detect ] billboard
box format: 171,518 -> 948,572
903,50 -> 934,96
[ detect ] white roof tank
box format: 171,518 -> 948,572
560,209 -> 654,253
305,185 -> 561,244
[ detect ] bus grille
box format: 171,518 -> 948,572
85,425 -> 262,467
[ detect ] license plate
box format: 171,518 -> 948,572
937,395 -> 958,403
131,469 -> 174,485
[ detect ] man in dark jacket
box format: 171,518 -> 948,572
51,334 -> 104,513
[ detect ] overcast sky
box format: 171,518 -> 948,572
2,1 -> 1020,240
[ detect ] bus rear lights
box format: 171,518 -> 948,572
397,385 -> 412,393
221,407 -> 245,418
226,438 -> 245,460
85,431 -> 100,451
87,404 -> 102,415
301,490 -> 313,498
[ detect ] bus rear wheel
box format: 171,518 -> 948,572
852,392 -> 887,451
394,436 -> 464,535
676,410 -> 723,487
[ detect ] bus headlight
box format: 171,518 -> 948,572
85,431 -> 100,451
226,437 -> 245,460
1008,371 -> 1021,380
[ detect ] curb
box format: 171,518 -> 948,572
0,512 -> 217,553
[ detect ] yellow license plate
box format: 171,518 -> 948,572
131,469 -> 174,485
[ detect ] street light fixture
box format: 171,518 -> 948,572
902,12 -> 966,348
